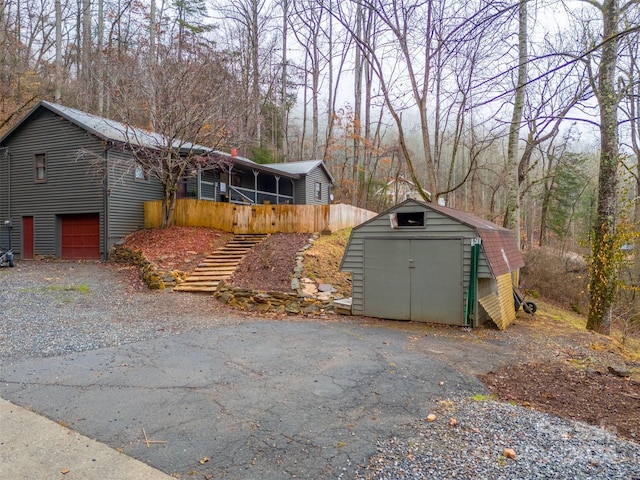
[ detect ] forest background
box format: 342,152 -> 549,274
1,0 -> 640,336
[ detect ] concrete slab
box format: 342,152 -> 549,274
0,397 -> 173,480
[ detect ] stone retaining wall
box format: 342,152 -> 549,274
110,246 -> 188,290
214,279 -> 335,314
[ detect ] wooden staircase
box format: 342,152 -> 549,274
173,234 -> 268,293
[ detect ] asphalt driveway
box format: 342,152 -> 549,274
0,262 -> 485,478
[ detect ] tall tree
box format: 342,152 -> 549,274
582,0 -> 631,334
504,0 -> 527,235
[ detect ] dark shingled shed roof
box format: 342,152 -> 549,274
420,201 -> 524,277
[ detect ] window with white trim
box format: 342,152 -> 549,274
315,182 -> 322,200
35,153 -> 46,182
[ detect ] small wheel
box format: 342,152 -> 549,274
523,301 -> 537,314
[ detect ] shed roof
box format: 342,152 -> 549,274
419,200 -> 524,277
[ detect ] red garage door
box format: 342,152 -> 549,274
61,214 -> 100,259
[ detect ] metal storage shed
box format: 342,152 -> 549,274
339,199 -> 525,329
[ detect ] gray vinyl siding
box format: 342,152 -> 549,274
0,108 -> 106,258
302,166 -> 331,205
340,203 -> 490,316
293,178 -> 306,204
106,149 -> 164,249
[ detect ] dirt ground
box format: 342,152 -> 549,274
122,227 -> 640,444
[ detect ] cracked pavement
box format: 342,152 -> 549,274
0,264 -> 486,479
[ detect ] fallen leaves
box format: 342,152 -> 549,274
122,226 -> 230,271
503,447 -> 517,460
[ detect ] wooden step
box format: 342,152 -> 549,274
173,233 -> 269,293
173,285 -> 219,292
184,273 -> 232,280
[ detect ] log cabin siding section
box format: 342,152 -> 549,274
0,108 -> 106,258
106,149 -> 164,248
340,202 -> 489,317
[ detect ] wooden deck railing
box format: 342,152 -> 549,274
144,199 -> 376,233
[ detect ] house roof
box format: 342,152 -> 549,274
208,150 -> 299,180
1,101 -> 335,182
209,154 -> 334,182
268,160 -> 335,183
0,101 -> 208,152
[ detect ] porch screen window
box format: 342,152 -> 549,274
35,153 -> 46,181
315,182 -> 322,200
135,164 -> 149,182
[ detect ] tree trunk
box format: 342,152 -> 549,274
82,0 -> 91,102
280,0 -> 288,160
504,0 -> 527,238
587,0 -> 620,335
55,0 -> 62,102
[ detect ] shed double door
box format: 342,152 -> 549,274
363,238 -> 464,324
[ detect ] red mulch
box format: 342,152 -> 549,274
121,226 -> 232,272
479,363 -> 640,442
229,233 -> 313,292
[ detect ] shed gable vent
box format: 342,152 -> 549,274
389,211 -> 425,228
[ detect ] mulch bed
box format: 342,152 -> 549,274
479,363 -> 640,442
230,233 -> 313,292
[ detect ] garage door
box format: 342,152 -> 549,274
61,214 -> 100,259
363,238 -> 464,324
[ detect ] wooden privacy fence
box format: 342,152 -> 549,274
144,199 -> 377,233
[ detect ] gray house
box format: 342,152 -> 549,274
340,199 -> 525,329
0,101 -> 334,260
0,101 -> 166,260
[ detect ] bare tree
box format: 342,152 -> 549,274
106,51 -> 234,226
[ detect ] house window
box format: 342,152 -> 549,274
315,182 -> 322,200
35,153 -> 46,182
134,164 -> 149,182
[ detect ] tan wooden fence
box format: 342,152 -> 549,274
144,199 -> 376,233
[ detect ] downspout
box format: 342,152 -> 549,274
0,148 -> 11,249
465,238 -> 481,326
103,146 -> 110,261
275,175 -> 280,205
0,147 -> 10,218
197,165 -> 202,200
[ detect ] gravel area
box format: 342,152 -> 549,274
2,261 -> 640,479
0,261 -> 245,363
356,398 -> 640,479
